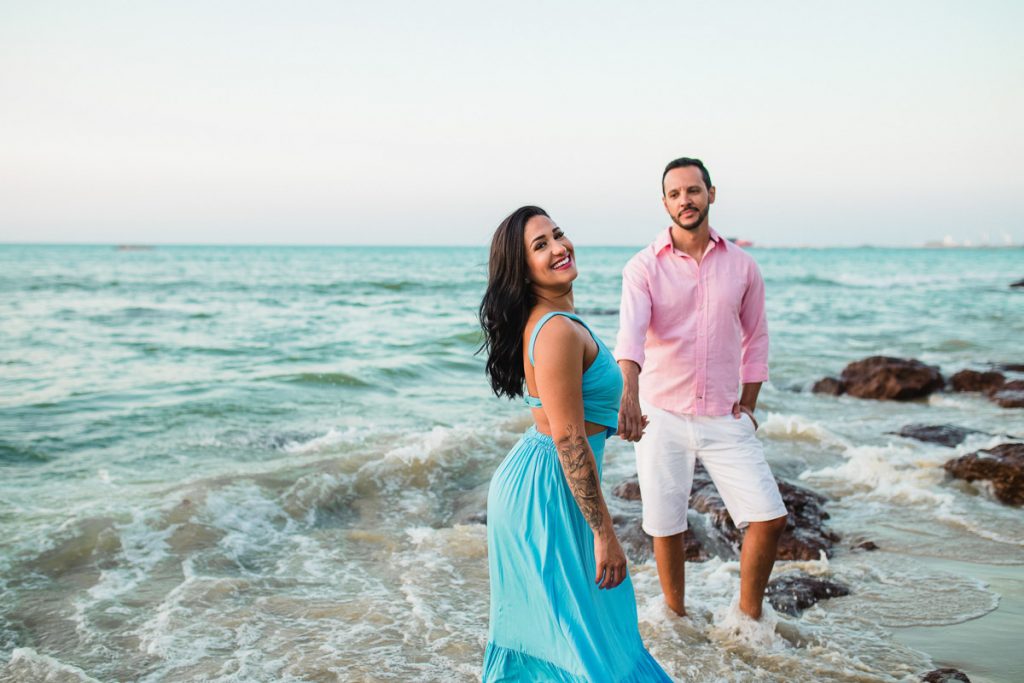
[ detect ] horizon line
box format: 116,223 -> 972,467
2,240 -> 1019,250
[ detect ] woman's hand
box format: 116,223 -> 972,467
594,527 -> 628,589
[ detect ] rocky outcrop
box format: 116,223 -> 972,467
921,668 -> 971,683
852,540 -> 879,551
612,514 -> 707,564
611,476 -> 707,562
765,572 -> 850,616
949,369 -> 1005,394
612,466 -> 838,561
947,369 -> 1023,408
688,465 -> 840,560
991,380 -> 1024,408
837,356 -> 944,400
612,477 -> 642,501
894,424 -> 982,447
944,443 -> 1024,506
812,377 -> 845,395
774,479 -> 842,560
994,363 -> 1024,372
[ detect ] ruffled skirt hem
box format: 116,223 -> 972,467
481,641 -> 672,682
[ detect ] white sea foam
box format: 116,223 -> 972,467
630,555 -> 936,681
282,426 -> 364,455
3,648 -> 103,683
759,413 -> 851,449
800,442 -> 951,505
772,550 -> 831,577
70,509 -> 178,644
135,557 -> 202,659
798,428 -> 1024,554
203,483 -> 296,571
384,426 -> 457,465
280,470 -> 355,525
710,594 -> 786,652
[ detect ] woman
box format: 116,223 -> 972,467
479,206 -> 671,682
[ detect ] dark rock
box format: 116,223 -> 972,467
612,514 -> 707,564
775,479 -> 841,560
894,424 -> 982,447
462,510 -> 487,525
853,540 -> 879,551
921,668 -> 971,683
944,443 -> 1024,506
812,377 -> 845,395
838,356 -> 944,401
949,369 -> 1005,394
682,530 -> 707,562
452,482 -> 490,525
991,380 -> 1024,408
994,363 -> 1024,372
992,391 -> 1024,408
612,476 -> 642,501
1010,279 -> 1024,288
689,464 -> 840,560
765,572 -> 850,616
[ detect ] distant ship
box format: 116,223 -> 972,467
116,245 -> 154,251
728,237 -> 754,247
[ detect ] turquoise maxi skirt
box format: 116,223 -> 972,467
482,427 -> 671,682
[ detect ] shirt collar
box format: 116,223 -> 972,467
655,226 -> 725,255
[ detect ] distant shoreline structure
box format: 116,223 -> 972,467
922,234 -> 1016,248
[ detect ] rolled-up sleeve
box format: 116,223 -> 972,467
614,256 -> 652,369
739,261 -> 769,383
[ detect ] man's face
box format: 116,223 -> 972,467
662,166 -> 715,231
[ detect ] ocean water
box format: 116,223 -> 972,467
0,244 -> 1022,682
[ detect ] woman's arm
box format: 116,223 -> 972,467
533,317 -> 627,589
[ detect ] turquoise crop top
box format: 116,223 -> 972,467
523,311 -> 623,436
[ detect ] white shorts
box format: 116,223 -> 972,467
634,399 -> 787,537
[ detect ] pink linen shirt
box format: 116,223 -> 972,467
614,227 -> 769,417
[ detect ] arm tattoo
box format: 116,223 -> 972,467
556,424 -> 605,531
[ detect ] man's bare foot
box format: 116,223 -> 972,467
739,602 -> 763,620
664,599 -> 687,618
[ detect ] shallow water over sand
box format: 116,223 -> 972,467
1,244 -> 1022,682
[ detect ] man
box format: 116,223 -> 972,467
615,157 -> 787,620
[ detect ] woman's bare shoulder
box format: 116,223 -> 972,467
531,314 -> 584,364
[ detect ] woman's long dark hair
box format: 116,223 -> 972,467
478,206 -> 549,399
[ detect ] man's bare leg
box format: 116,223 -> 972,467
653,533 -> 687,616
738,515 -> 788,619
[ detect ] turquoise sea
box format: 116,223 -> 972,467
1,244 -> 1022,682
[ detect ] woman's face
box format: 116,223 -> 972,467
523,215 -> 576,288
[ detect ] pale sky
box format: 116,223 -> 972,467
1,1 -> 1022,247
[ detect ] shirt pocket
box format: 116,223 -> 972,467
651,268 -> 700,329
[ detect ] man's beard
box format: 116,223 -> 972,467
671,205 -> 709,231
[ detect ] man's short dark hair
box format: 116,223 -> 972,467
662,157 -> 712,195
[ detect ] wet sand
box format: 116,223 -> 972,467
892,558 -> 1023,683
